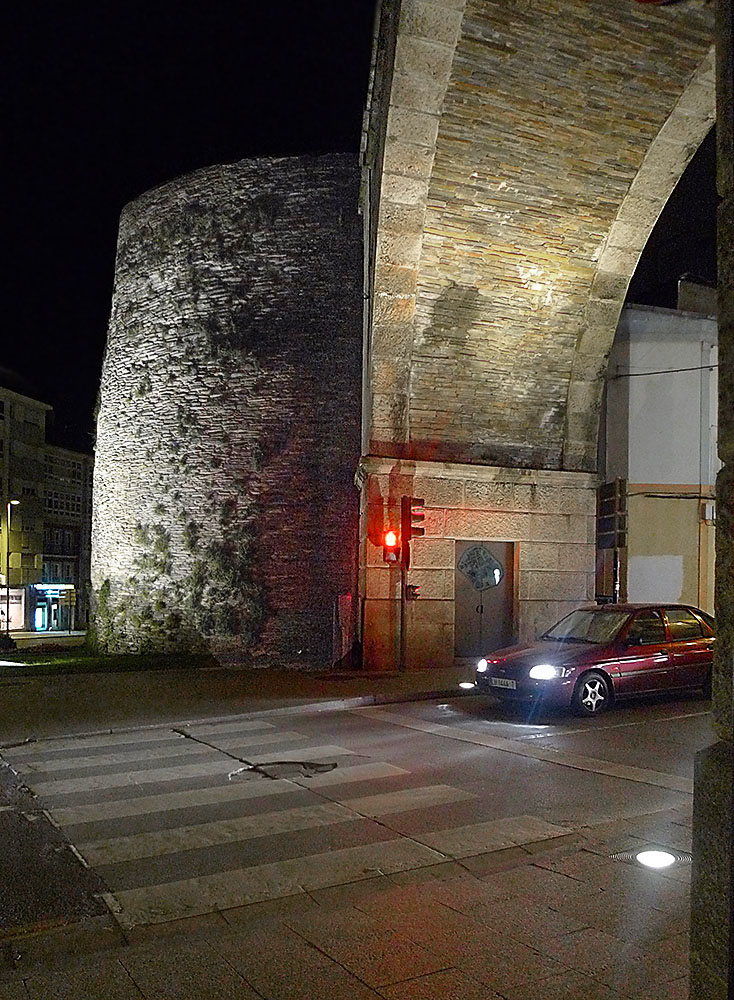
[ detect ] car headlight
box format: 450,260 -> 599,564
476,658 -> 488,673
528,663 -> 560,680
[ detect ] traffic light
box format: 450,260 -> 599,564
400,496 -> 425,570
382,528 -> 401,563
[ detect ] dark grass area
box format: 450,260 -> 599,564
0,648 -> 219,678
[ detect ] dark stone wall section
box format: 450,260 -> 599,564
92,154 -> 363,664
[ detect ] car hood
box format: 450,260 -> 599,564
481,639 -> 604,672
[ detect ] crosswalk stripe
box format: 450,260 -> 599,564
74,784 -> 477,865
12,731 -> 309,775
107,838 -> 447,928
414,815 -> 568,857
294,761 -> 407,787
49,779 -> 297,828
49,762 -> 411,827
238,745 -> 356,764
184,720 -> 279,737
77,802 -> 359,865
2,720 -> 275,758
342,784 -> 475,816
31,760 -> 238,797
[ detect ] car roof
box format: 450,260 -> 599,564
583,603 -> 710,614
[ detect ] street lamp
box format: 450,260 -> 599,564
5,499 -> 19,635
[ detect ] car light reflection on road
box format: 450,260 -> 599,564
636,850 -> 676,869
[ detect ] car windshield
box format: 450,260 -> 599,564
542,609 -> 630,645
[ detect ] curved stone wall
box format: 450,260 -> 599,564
92,154 -> 362,661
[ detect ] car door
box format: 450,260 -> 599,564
613,610 -> 670,695
663,607 -> 713,688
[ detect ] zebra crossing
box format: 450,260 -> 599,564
1,716 -> 568,931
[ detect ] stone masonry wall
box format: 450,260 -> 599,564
360,457 -> 597,671
368,0 -> 713,472
92,154 -> 362,662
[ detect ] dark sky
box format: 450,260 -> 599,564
7,5 -> 716,454
7,2 -> 377,451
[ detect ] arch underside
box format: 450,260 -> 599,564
369,0 -> 715,473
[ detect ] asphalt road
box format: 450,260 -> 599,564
0,689 -> 712,997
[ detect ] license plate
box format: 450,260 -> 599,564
490,677 -> 516,690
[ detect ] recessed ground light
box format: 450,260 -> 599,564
610,848 -> 692,868
636,850 -> 676,869
459,681 -> 476,690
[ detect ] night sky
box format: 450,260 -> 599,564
8,4 -> 716,454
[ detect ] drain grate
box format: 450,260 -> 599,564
610,848 -> 692,866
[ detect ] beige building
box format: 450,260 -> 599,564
601,292 -> 717,613
0,377 -> 92,632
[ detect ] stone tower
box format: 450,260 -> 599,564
92,154 -> 362,663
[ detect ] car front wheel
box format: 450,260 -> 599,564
572,671 -> 611,717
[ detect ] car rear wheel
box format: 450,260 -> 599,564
572,671 -> 611,717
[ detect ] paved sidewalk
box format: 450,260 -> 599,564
0,664 -> 475,745
0,671 -> 695,998
0,804 -> 692,999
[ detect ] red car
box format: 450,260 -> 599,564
474,603 -> 714,717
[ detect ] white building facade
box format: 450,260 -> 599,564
602,295 -> 718,612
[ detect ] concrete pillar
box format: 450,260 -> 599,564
689,4 -> 734,997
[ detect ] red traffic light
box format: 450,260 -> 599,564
382,529 -> 400,562
400,496 -> 425,569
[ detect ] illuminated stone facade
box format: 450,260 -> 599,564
92,154 -> 362,660
358,0 -> 714,668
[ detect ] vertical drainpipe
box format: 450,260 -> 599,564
698,338 -> 713,609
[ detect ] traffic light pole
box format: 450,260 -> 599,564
399,562 -> 407,673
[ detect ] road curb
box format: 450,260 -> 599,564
0,687 -> 475,748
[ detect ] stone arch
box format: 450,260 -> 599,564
564,47 -> 716,471
366,0 -> 715,473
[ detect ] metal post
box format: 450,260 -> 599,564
4,502 -> 9,636
399,562 -> 407,672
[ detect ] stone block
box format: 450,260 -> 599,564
391,72 -> 448,116
405,616 -> 454,670
528,513 -> 590,544
378,205 -> 427,246
380,171 -> 430,206
405,568 -> 453,599
386,107 -> 440,150
370,392 -> 408,435
444,509 -> 531,541
591,269 -> 630,302
557,543 -> 596,573
399,1 -> 464,47
374,261 -> 419,298
371,319 -> 414,357
519,571 -> 589,602
519,542 -> 560,571
394,35 -> 456,84
410,537 -> 454,569
370,358 -> 410,397
362,599 -> 400,671
373,293 -> 416,327
412,476 -> 464,507
586,297 -> 623,332
366,566 -> 401,599
382,138 -> 436,182
616,194 -> 663,228
376,224 -> 425,266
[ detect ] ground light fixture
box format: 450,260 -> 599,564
635,850 -> 676,869
459,681 -> 476,690
610,847 -> 692,869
